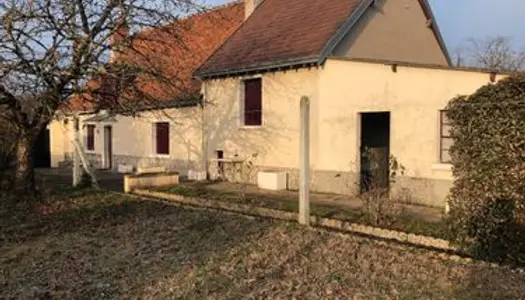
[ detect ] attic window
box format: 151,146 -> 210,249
243,78 -> 262,126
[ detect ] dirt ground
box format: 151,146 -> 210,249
1,188 -> 525,300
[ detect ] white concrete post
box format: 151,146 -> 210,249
299,96 -> 310,225
72,117 -> 81,187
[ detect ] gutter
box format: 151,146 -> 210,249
195,57 -> 319,80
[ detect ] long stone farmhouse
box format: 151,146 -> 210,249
49,0 -> 508,208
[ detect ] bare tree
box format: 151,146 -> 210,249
454,36 -> 525,71
0,0 -> 207,194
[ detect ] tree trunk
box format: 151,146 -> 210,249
13,132 -> 37,195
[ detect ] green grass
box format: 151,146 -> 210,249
159,183 -> 448,239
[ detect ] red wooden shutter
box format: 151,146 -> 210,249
86,125 -> 95,150
244,78 -> 262,126
156,122 -> 170,155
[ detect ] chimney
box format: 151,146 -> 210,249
109,18 -> 129,63
245,0 -> 263,20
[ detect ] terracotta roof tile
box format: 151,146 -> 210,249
64,2 -> 244,113
196,0 -> 363,77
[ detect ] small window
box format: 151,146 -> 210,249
440,110 -> 452,163
86,124 -> 95,151
243,78 -> 262,126
154,122 -> 170,155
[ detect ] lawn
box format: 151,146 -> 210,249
1,188 -> 525,299
159,183 -> 448,239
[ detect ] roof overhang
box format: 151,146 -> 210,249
195,57 -> 319,80
83,113 -> 118,123
418,0 -> 452,66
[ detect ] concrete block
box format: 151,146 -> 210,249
118,164 -> 134,173
136,166 -> 166,174
124,172 -> 179,193
188,170 -> 207,181
257,170 -> 287,191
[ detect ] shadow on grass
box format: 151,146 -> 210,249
451,266 -> 525,300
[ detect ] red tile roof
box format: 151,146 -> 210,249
196,0 -> 451,78
196,0 -> 366,78
64,2 -> 244,113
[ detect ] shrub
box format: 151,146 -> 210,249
360,150 -> 407,226
446,74 -> 525,263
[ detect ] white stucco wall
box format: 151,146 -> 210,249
49,117 -> 72,168
203,68 -> 319,169
318,58 -> 504,181
108,107 -> 203,170
200,59 -> 505,206
49,59 -> 505,206
48,106 -> 203,173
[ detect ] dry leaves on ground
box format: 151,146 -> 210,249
1,190 -> 525,299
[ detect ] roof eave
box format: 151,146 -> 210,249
418,0 -> 453,66
318,0 -> 375,64
195,57 -> 320,79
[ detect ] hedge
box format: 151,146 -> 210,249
446,74 -> 525,263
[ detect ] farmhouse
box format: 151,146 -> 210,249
50,0 -> 505,208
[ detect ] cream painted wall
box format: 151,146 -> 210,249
202,68 -> 319,170
202,60 -> 502,181
108,107 -> 203,168
48,118 -> 72,167
318,58 -> 504,181
48,59 -> 504,206
48,106 -> 203,172
332,0 -> 449,66
199,59 -> 504,206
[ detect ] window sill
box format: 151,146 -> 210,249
85,150 -> 97,154
150,154 -> 171,159
239,125 -> 263,130
431,163 -> 452,171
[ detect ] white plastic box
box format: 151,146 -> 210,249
257,170 -> 288,191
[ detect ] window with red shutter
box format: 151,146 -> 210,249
244,78 -> 262,126
155,122 -> 170,155
86,125 -> 95,151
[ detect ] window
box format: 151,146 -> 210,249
440,110 -> 452,163
86,124 -> 95,151
243,78 -> 262,126
154,122 -> 170,155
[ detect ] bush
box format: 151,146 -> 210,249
446,74 -> 525,263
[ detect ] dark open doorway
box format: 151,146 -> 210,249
360,112 -> 390,193
34,129 -> 51,168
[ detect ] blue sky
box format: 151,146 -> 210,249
207,0 -> 525,52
